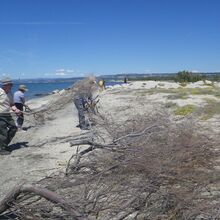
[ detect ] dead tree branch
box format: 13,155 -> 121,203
0,184 -> 89,220
66,140 -> 120,174
112,124 -> 160,143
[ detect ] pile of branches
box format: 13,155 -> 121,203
0,111 -> 219,219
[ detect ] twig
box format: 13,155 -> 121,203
112,124 -> 159,143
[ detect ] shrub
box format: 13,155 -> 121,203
175,70 -> 203,83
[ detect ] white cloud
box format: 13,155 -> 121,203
44,68 -> 79,77
55,72 -> 66,76
56,69 -> 65,72
191,70 -> 199,73
55,68 -> 75,76
66,69 -> 74,73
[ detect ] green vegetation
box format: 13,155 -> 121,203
122,71 -> 220,82
200,99 -> 220,120
174,70 -> 203,83
143,86 -> 220,97
185,87 -> 220,97
167,93 -> 188,100
174,105 -> 197,116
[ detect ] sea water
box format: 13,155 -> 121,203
12,80 -> 123,100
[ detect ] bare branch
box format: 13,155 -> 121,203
0,184 -> 89,220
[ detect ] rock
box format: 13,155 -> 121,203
52,89 -> 59,94
124,211 -> 139,219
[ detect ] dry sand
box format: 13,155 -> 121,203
0,91 -> 84,199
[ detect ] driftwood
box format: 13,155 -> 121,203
0,184 -> 89,220
69,140 -> 118,149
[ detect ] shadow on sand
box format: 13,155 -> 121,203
8,142 -> 29,152
0,213 -> 17,219
22,126 -> 34,131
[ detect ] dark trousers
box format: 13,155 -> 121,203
0,115 -> 17,150
73,97 -> 88,129
14,103 -> 24,128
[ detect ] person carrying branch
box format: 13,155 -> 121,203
73,77 -> 97,130
13,84 -> 29,130
0,77 -> 21,155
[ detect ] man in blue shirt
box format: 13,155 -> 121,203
14,85 -> 28,130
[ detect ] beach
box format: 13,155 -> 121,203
0,80 -> 219,218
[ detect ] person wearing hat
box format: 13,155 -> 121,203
73,77 -> 98,130
0,77 -> 21,155
13,84 -> 28,130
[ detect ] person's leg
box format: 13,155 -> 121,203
0,116 -> 10,150
17,113 -> 24,128
74,97 -> 88,129
5,115 -> 17,145
15,103 -> 24,128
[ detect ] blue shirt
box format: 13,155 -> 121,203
14,90 -> 25,104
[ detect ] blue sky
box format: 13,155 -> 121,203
0,0 -> 220,79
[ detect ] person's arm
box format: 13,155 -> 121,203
11,105 -> 21,114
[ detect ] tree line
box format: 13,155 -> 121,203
126,71 -> 220,82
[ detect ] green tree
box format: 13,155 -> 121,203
175,70 -> 203,83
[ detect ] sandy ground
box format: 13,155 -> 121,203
0,91 -> 84,199
0,80 -> 219,200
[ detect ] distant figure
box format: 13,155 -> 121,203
0,77 -> 21,155
124,77 -> 127,83
98,79 -> 106,91
73,77 -> 97,130
13,85 -> 28,130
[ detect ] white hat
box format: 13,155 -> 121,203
1,77 -> 13,85
19,85 -> 28,91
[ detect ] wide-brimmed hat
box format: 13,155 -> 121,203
19,84 -> 28,91
1,77 -> 13,85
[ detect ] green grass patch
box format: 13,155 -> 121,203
167,93 -> 188,100
200,100 -> 220,120
134,86 -> 220,100
174,105 -> 197,116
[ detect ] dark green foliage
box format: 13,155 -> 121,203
174,70 -> 203,83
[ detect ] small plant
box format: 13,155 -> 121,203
180,82 -> 187,87
200,100 -> 220,120
158,83 -> 165,86
174,104 -> 196,116
167,93 -> 188,100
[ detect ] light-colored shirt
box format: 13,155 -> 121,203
0,88 -> 13,113
14,90 -> 25,104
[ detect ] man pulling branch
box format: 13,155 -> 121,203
0,77 -> 21,155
